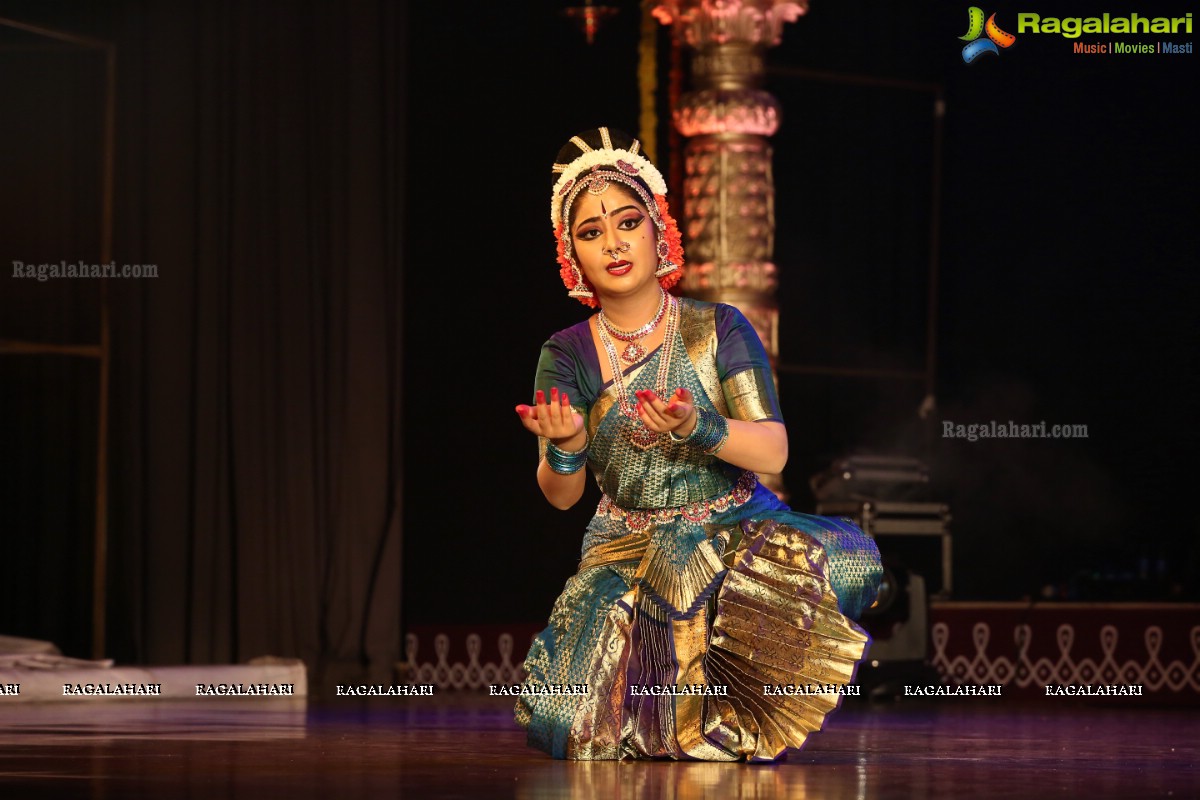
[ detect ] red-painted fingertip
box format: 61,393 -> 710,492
562,393 -> 570,405
515,405 -> 529,418
536,390 -> 545,403
666,403 -> 678,413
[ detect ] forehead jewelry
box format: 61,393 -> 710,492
550,128 -> 667,230
560,171 -> 663,265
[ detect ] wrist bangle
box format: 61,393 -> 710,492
669,407 -> 728,455
672,410 -> 700,441
546,437 -> 588,474
668,410 -> 698,443
705,412 -> 730,455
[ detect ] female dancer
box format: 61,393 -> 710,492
513,127 -> 881,761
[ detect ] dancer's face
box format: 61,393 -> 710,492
569,185 -> 658,301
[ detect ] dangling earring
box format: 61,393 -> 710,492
654,237 -> 678,278
566,258 -> 594,300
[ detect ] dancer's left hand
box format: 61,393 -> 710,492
635,388 -> 697,436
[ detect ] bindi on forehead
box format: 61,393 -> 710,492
569,185 -> 645,231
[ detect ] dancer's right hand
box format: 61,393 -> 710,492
515,387 -> 585,447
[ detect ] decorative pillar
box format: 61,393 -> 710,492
652,0 -> 807,496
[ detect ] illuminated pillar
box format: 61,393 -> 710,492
653,0 -> 807,496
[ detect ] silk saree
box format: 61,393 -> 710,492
515,298 -> 882,761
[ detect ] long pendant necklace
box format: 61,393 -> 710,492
597,294 -> 679,450
598,290 -> 667,364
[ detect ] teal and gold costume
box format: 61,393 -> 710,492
516,297 -> 882,761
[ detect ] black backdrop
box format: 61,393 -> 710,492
1,0 -> 407,686
0,0 -> 1195,674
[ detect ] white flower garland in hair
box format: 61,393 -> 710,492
550,148 -> 668,228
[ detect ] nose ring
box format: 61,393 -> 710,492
604,241 -> 631,259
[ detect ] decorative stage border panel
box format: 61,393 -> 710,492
931,622 -> 1199,691
401,605 -> 1200,702
401,624 -> 539,690
928,602 -> 1200,703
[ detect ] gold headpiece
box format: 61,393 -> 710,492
550,126 -> 667,229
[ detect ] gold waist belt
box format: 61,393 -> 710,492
596,470 -> 757,533
578,472 -> 758,604
578,472 -> 758,573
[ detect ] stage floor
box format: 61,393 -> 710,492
0,694 -> 1194,799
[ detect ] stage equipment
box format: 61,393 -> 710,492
860,566 -> 925,661
819,498 -> 953,599
810,454 -> 930,501
851,569 -> 943,700
812,453 -> 949,699
813,454 -> 951,598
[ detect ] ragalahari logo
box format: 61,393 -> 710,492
960,7 -> 1017,62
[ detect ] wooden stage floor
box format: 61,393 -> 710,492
0,694 -> 1195,798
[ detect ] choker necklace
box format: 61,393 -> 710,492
597,294 -> 679,450
598,290 -> 667,364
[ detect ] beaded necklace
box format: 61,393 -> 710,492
598,289 -> 667,364
596,293 -> 679,450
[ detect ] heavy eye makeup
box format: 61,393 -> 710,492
617,213 -> 645,231
574,213 -> 646,241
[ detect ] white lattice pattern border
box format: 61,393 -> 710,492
402,633 -> 527,690
931,622 -> 1200,692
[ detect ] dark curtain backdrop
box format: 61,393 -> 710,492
0,0 -> 406,686
0,37 -> 106,660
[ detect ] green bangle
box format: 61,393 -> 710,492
669,407 -> 728,455
546,438 -> 588,474
668,411 -> 699,443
